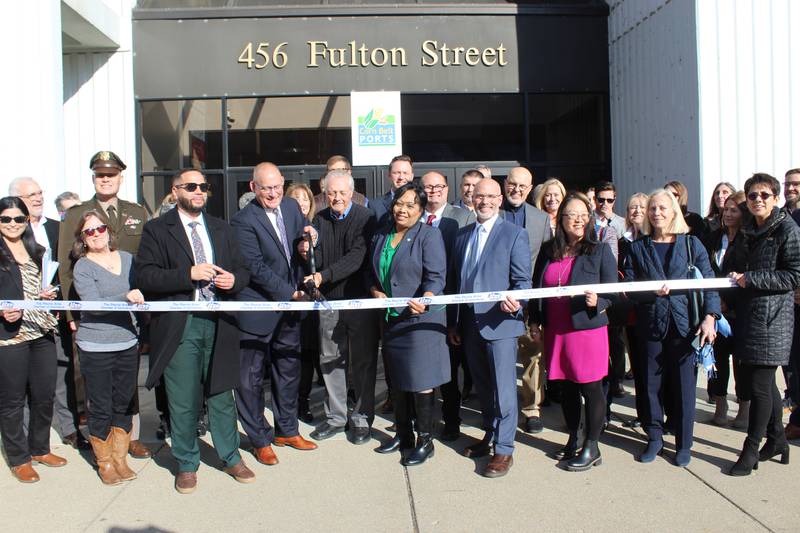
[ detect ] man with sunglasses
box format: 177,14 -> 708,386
9,177 -> 90,452
137,168 -> 255,493
57,151 -> 151,459
593,181 -> 626,239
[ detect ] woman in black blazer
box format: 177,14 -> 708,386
623,189 -> 720,467
0,196 -> 64,483
530,192 -> 617,471
369,183 -> 449,467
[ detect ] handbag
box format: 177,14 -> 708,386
686,235 -> 704,331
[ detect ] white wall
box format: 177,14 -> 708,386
608,0 -> 702,212
696,0 -> 800,207
63,0 -> 137,205
0,1 -> 65,219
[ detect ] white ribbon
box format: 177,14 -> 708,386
0,278 -> 734,313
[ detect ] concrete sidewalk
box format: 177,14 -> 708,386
1,362 -> 798,533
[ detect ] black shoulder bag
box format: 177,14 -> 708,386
686,236 -> 704,330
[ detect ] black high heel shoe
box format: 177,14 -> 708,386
727,437 -> 760,476
758,439 -> 791,464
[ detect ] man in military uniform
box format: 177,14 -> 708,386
58,150 -> 150,458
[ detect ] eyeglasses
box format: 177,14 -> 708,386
562,212 -> 590,221
473,194 -> 502,202
423,184 -> 447,192
394,202 -> 418,210
0,215 -> 28,224
784,181 -> 800,188
252,184 -> 281,193
18,190 -> 43,200
82,224 -> 108,237
176,183 -> 211,193
596,197 -> 616,204
505,183 -> 530,192
747,192 -> 776,202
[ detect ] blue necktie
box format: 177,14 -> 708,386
461,226 -> 481,293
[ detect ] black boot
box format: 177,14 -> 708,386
566,440 -> 602,472
758,438 -> 790,464
402,392 -> 435,466
553,433 -> 580,461
377,391 -> 413,454
727,437 -> 760,476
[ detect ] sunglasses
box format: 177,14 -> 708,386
176,183 -> 211,193
747,192 -> 775,202
596,197 -> 616,204
0,215 -> 28,224
82,224 -> 108,237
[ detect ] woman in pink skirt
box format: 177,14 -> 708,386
530,192 -> 617,471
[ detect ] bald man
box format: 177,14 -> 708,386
448,178 -> 532,478
500,167 -> 552,434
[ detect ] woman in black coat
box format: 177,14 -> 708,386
702,191 -> 750,427
727,173 -> 800,476
530,192 -> 617,471
623,189 -> 720,467
369,183 -> 449,466
0,196 -> 64,483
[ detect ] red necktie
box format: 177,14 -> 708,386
426,214 -> 436,225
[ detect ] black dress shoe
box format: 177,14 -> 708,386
62,431 -> 91,450
462,434 -> 493,458
376,432 -> 415,454
310,422 -> 346,441
622,418 -> 642,428
440,424 -> 460,442
349,427 -> 371,445
402,434 -> 434,466
524,416 -> 544,434
298,402 -> 313,424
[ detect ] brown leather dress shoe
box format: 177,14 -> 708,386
11,462 -> 40,483
786,422 -> 800,440
128,439 -> 152,459
483,454 -> 513,478
175,471 -> 197,494
254,446 -> 279,465
32,453 -> 67,467
274,435 -> 318,450
224,460 -> 256,483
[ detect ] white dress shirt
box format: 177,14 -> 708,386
422,204 -> 447,228
178,210 -> 214,301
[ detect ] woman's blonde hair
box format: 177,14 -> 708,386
533,178 -> 566,211
625,192 -> 649,230
641,189 -> 690,236
285,182 -> 316,218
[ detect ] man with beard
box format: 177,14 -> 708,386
136,169 -> 255,493
449,178 -> 532,478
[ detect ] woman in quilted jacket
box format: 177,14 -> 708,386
727,173 -> 800,476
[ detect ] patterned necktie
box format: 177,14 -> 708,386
188,221 -> 214,301
426,214 -> 436,226
272,208 -> 292,264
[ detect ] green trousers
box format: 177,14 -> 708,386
163,314 -> 241,473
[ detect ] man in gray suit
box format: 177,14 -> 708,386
500,166 -> 551,434
420,171 -> 475,440
448,178 -> 532,478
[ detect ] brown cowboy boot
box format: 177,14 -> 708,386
89,432 -> 123,485
110,427 -> 137,481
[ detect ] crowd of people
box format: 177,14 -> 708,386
1,150 -> 799,492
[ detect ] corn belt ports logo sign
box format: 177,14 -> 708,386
350,91 -> 402,166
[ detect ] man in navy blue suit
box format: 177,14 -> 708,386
370,154 -> 414,229
448,178 -> 532,478
231,162 -> 319,466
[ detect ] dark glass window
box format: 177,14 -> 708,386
227,96 -> 351,167
401,94 -> 525,162
140,100 -> 223,172
528,94 -> 606,164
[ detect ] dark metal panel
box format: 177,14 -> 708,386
133,15 -> 608,98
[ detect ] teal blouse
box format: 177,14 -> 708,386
378,231 -> 400,319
